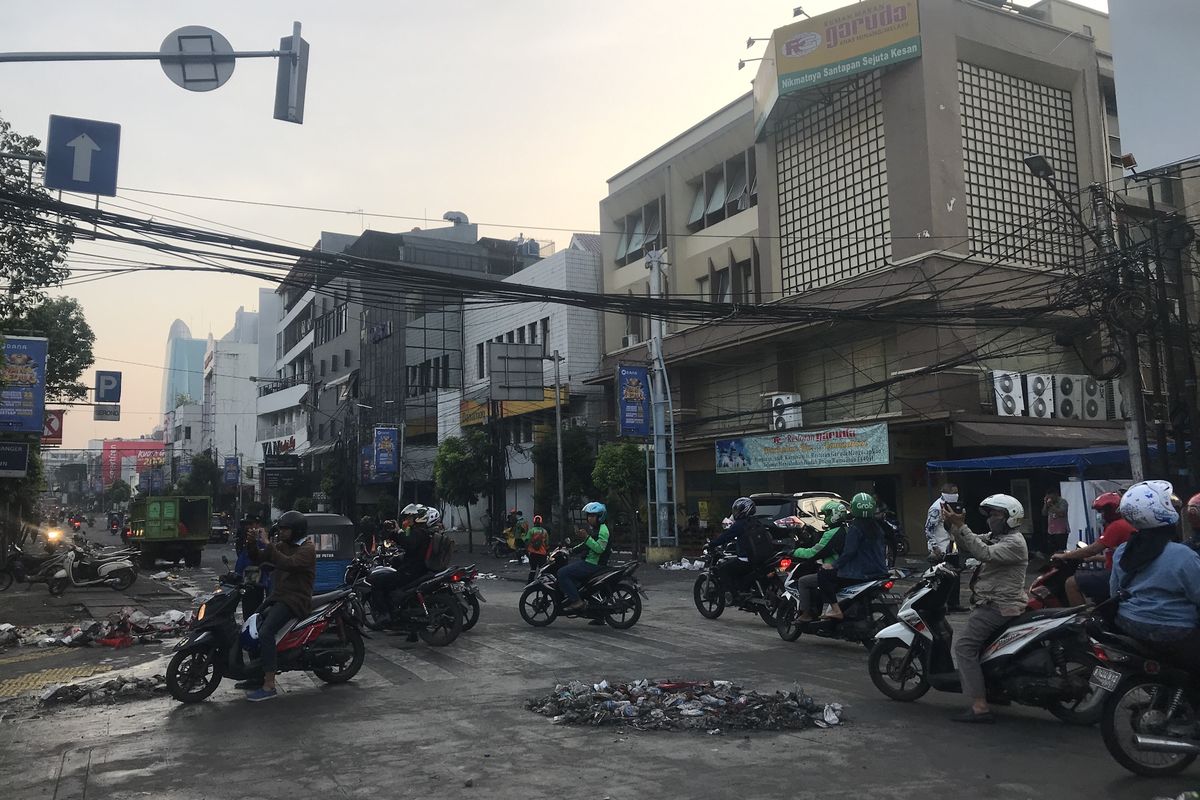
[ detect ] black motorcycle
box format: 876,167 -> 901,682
344,553 -> 464,646
518,545 -> 645,629
0,544 -> 65,592
692,544 -> 790,626
449,564 -> 484,632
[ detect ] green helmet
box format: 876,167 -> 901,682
820,500 -> 849,528
849,492 -> 877,519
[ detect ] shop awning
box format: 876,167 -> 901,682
927,446 -> 1130,473
305,443 -> 336,457
951,420 -> 1126,450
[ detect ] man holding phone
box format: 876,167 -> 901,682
925,483 -> 967,612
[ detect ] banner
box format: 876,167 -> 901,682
101,440 -> 166,485
223,457 -> 240,486
0,336 -> 49,434
0,442 -> 30,478
374,426 -> 399,473
150,468 -> 165,493
360,444 -> 392,485
616,364 -> 651,438
716,423 -> 891,474
41,409 -> 64,446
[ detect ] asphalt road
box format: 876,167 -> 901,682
0,557 -> 1196,800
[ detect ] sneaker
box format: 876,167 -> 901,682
245,688 -> 277,702
234,679 -> 264,691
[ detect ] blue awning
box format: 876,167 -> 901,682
927,446 -> 1131,473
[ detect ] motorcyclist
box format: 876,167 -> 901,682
505,508 -> 529,552
357,514 -> 379,553
526,514 -> 550,582
789,500 -> 849,622
1052,491 -> 1134,605
244,509 -> 316,702
706,497 -> 762,595
926,483 -> 966,612
820,493 -> 889,621
560,502 -> 610,611
943,494 -> 1030,723
1110,480 -> 1200,672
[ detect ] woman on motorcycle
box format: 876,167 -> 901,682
560,502 -> 610,611
789,500 -> 849,622
1110,480 -> 1200,672
820,493 -> 889,620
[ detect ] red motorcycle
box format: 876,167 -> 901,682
1026,557 -> 1081,610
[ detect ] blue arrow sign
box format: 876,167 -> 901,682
44,115 -> 121,196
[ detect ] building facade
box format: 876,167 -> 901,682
200,307 -> 259,490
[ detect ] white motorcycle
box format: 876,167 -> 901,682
48,545 -> 137,596
867,562 -> 1105,724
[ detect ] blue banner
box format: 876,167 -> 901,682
150,468 -> 165,493
224,457 -> 240,486
616,364 -> 651,437
360,444 -> 392,485
178,462 -> 193,478
374,427 -> 399,473
0,336 -> 49,433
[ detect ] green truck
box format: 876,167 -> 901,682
128,496 -> 212,567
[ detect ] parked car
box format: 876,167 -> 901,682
749,491 -> 846,541
208,515 -> 230,544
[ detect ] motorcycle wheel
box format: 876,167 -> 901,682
110,568 -> 136,591
868,638 -> 930,701
776,602 -> 804,642
1100,679 -> 1198,776
519,585 -> 559,627
604,583 -> 642,629
0,569 -> 12,592
863,604 -> 899,650
1045,658 -> 1105,726
312,626 -> 366,684
48,577 -> 69,596
418,592 -> 464,646
461,593 -> 481,632
692,574 -> 725,619
166,648 -> 222,703
758,577 -> 785,627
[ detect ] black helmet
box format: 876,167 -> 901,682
277,510 -> 308,538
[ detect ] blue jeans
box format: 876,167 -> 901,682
558,561 -> 601,602
256,602 -> 294,674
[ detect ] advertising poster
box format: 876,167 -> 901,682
224,457 -> 240,486
616,364 -> 651,438
0,336 -> 49,434
374,426 -> 399,473
716,423 -> 891,474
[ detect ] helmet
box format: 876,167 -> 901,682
1092,492 -> 1122,514
401,503 -> 420,517
979,494 -> 1025,529
1119,480 -> 1179,530
731,497 -> 756,520
849,492 -> 876,519
582,501 -> 607,522
277,510 -> 308,538
425,508 -> 441,526
412,505 -> 431,524
820,500 -> 849,527
532,515 -> 543,525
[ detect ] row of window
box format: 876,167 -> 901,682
474,317 -> 551,380
613,196 -> 666,267
314,303 -> 349,346
407,354 -> 453,398
686,147 -> 759,234
172,425 -> 192,442
318,349 -> 353,378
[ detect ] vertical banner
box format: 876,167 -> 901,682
616,364 -> 651,437
223,456 -> 240,486
0,336 -> 49,433
374,426 -> 399,473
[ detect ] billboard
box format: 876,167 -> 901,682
224,457 -> 240,486
716,423 -> 891,474
41,409 -> 64,446
374,426 -> 399,473
360,444 -> 392,485
0,336 -> 49,433
101,439 -> 166,485
0,442 -> 30,478
773,0 -> 920,96
616,364 -> 651,438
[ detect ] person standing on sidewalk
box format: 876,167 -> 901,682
1043,490 -> 1070,555
944,494 -> 1030,724
925,483 -> 967,612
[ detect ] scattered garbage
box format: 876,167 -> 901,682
1154,794 -> 1200,800
150,571 -> 170,580
0,606 -> 192,650
474,573 -> 500,581
39,674 -> 168,706
527,679 -> 843,732
659,559 -> 705,571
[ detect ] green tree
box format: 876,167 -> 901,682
105,478 -> 132,506
3,297 -> 95,400
178,454 -> 222,499
0,114 -> 73,319
434,430 -> 489,551
532,425 -> 596,527
592,442 -> 647,553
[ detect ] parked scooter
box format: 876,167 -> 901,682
776,562 -> 903,647
48,545 -> 137,595
867,562 -> 1104,724
0,543 -> 66,592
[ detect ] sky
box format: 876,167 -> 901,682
1,0 -> 1107,450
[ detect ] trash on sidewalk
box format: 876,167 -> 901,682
150,571 -> 170,580
527,679 -> 843,732
659,559 -> 704,571
0,606 -> 192,650
40,674 -> 168,706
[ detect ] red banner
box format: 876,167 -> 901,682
101,439 -> 165,485
41,410 -> 64,446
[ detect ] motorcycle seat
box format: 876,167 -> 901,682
310,588 -> 352,606
1091,628 -> 1159,658
582,569 -> 622,588
1005,606 -> 1081,628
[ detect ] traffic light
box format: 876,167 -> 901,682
273,22 -> 309,124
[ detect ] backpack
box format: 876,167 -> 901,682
424,530 -> 456,571
740,518 -> 776,565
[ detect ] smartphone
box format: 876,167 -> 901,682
944,502 -> 965,515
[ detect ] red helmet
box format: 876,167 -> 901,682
1187,493 -> 1200,530
533,515 -> 543,525
1092,492 -> 1122,513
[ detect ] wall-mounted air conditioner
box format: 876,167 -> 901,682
1025,373 -> 1055,419
1081,376 -> 1106,420
765,392 -> 802,431
1054,374 -> 1085,419
992,370 -> 1025,416
1107,379 -> 1130,420
621,334 -> 641,348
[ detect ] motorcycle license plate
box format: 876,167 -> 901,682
1089,666 -> 1121,693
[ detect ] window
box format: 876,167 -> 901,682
506,330 -> 515,343
687,149 -> 758,233
712,268 -> 732,304
441,354 -> 451,388
696,275 -> 710,301
540,317 -> 550,351
344,348 -> 351,368
614,196 -> 666,267
528,322 -> 538,344
320,359 -> 326,377
517,326 -> 526,344
477,342 -> 485,379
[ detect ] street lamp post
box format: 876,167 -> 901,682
544,350 -> 567,534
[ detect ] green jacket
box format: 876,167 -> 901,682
793,525 -> 844,566
582,523 -> 610,565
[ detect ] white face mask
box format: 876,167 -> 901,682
941,492 -> 959,504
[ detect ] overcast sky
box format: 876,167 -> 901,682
1,0 -> 1106,450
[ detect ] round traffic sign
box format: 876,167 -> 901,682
159,26 -> 235,92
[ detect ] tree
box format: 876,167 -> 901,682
532,426 -> 596,526
106,478 -> 132,506
434,430 -> 489,551
178,454 -> 222,500
592,442 -> 647,555
3,297 -> 95,400
0,114 -> 73,319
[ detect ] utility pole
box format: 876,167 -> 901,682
234,424 -> 242,523
549,350 -> 567,537
645,249 -> 678,548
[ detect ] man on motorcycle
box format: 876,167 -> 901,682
926,483 -> 966,612
943,494 -> 1029,723
820,493 -> 889,621
560,502 -> 610,611
789,500 -> 849,622
706,497 -> 763,595
1052,491 -> 1134,606
244,510 -> 316,701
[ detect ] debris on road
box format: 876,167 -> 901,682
39,674 -> 168,706
527,679 -> 843,732
0,607 -> 191,650
659,558 -> 704,571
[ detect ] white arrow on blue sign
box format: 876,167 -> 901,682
95,370 -> 122,403
44,115 -> 121,197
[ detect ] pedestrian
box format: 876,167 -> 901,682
1042,490 -> 1070,555
925,483 -> 967,612
526,514 -> 550,582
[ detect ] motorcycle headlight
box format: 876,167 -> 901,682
196,604 -> 207,621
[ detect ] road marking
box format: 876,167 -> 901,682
367,643 -> 458,681
52,746 -> 92,800
0,649 -> 60,666
0,664 -> 114,698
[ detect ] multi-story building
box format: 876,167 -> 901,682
164,402 -> 202,485
160,319 -> 206,413
200,306 -> 259,491
597,0 -> 1124,545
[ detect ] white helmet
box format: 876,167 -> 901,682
1119,480 -> 1179,530
412,505 -> 431,524
979,494 -> 1025,529
425,507 -> 442,526
401,503 -> 421,517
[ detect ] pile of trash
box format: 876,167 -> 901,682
40,674 -> 167,706
0,607 -> 191,650
527,679 -> 843,733
659,558 -> 705,571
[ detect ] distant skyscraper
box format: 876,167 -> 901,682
160,320 -> 207,414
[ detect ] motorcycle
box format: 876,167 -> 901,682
449,564 -> 484,632
0,544 -> 66,592
166,568 -> 366,703
867,562 -> 1105,725
1087,616 -> 1200,776
878,511 -> 909,564
48,545 -> 137,596
518,545 -> 646,629
776,562 -> 903,647
1026,557 -> 1081,610
343,553 -> 464,646
692,545 -> 790,626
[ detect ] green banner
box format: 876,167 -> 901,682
779,37 -> 920,94
716,423 -> 891,474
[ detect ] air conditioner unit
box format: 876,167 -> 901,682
1081,376 -> 1106,420
765,392 -> 802,431
992,370 -> 1025,416
1025,373 -> 1055,419
621,334 -> 641,348
1107,379 -> 1130,420
1054,374 -> 1085,419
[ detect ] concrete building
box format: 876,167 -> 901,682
200,307 -> 259,483
164,402 -> 202,485
597,0 -> 1124,546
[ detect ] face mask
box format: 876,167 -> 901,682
987,517 -> 1008,535
941,492 -> 959,504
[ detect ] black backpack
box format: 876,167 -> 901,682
740,517 -> 776,565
